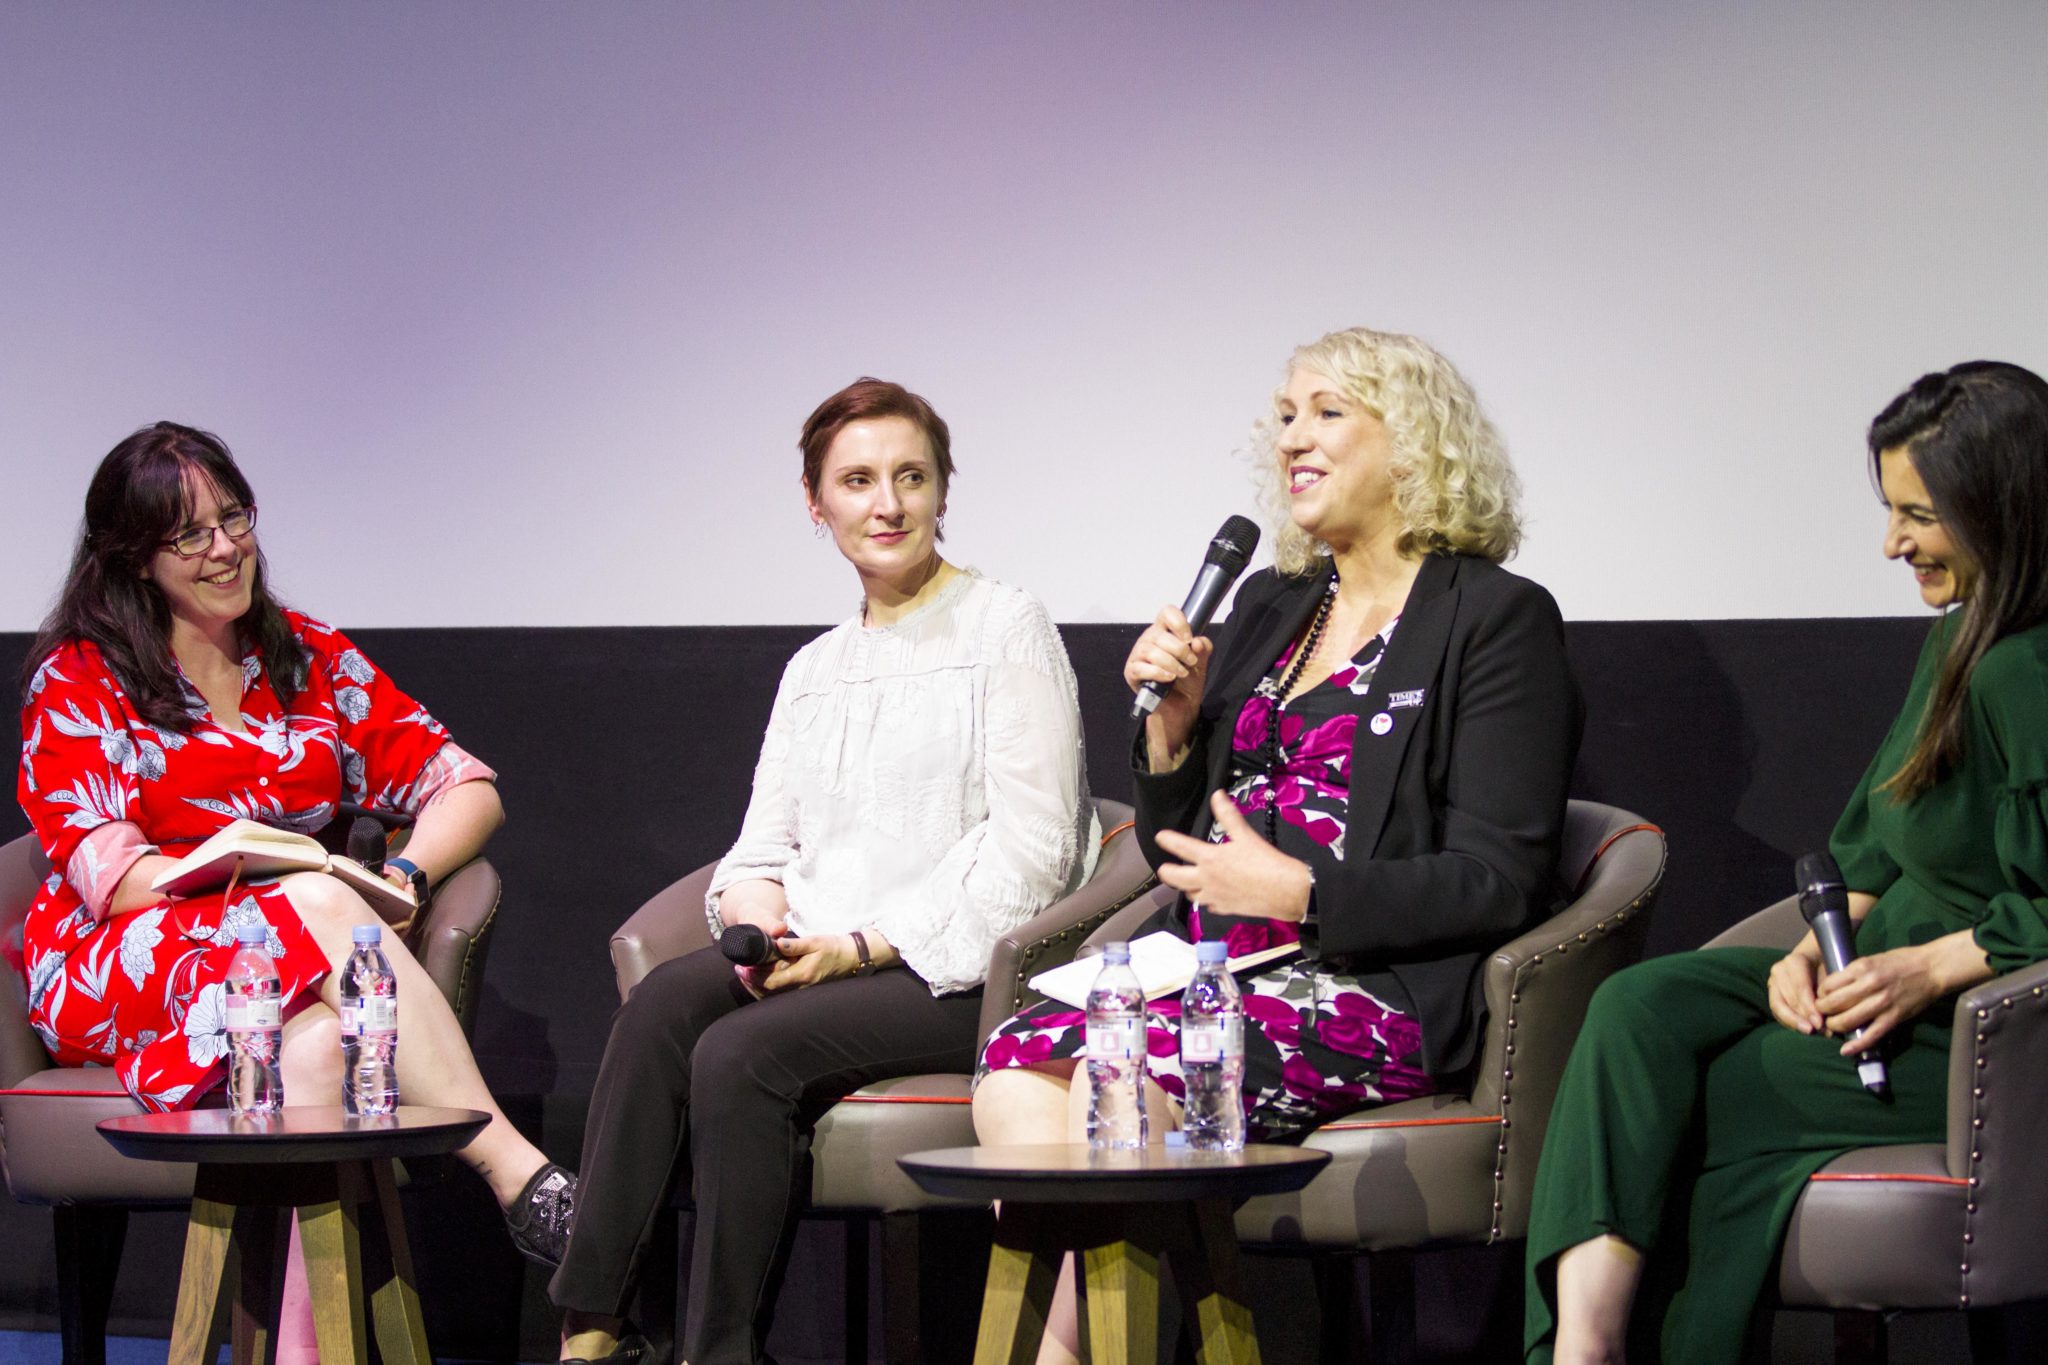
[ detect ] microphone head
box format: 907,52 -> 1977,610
1794,851 -> 1850,924
719,922 -> 776,967
347,815 -> 386,873
1203,515 -> 1261,575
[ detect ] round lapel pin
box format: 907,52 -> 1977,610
1369,712 -> 1393,736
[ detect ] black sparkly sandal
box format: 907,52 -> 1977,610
504,1161 -> 577,1268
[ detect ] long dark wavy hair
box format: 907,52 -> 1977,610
23,422 -> 304,733
1870,361 -> 2048,800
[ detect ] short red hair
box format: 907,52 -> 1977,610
798,378 -> 954,497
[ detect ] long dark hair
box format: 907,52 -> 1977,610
1870,361 -> 2048,800
22,422 -> 304,733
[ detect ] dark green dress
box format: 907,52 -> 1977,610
1524,616 -> 2048,1363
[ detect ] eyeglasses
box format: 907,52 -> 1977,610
161,506 -> 258,558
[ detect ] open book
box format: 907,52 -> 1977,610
150,818 -> 415,922
1027,931 -> 1300,1009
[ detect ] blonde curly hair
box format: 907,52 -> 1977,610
1252,327 -> 1522,576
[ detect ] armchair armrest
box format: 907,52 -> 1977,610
409,856 -> 502,1032
1945,953 -> 2048,1305
975,819 -> 1159,1044
1700,894 -> 1806,952
611,863 -> 720,1001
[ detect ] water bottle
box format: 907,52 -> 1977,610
340,923 -> 399,1116
1084,943 -> 1149,1150
223,923 -> 283,1114
1179,940 -> 1246,1152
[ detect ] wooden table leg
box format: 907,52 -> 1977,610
975,1202 -> 1061,1365
226,1203 -> 290,1365
167,1183 -> 236,1365
1079,1207 -> 1163,1365
362,1158 -> 432,1365
1163,1199 -> 1261,1365
297,1160 -> 370,1365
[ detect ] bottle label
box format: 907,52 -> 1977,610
358,997 -> 397,1034
224,996 -> 281,1032
1180,1017 -> 1243,1064
1087,1017 -> 1145,1060
340,1002 -> 358,1037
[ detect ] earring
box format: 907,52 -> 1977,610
936,513 -> 947,536
813,522 -> 826,540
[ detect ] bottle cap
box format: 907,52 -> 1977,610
1195,940 -> 1228,964
235,923 -> 267,947
352,924 -> 383,945
1102,942 -> 1131,964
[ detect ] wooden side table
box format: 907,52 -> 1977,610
900,1143 -> 1330,1365
98,1105 -> 487,1365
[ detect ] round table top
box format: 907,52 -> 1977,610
97,1105 -> 489,1166
899,1143 -> 1331,1205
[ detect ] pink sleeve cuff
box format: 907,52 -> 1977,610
414,741 -> 497,808
68,821 -> 160,924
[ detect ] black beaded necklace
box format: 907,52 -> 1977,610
1260,573 -> 1338,844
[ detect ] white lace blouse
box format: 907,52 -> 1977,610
706,571 -> 1100,996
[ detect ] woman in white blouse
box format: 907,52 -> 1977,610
551,378 -> 1099,1365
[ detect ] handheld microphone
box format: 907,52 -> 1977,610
720,923 -> 786,968
1132,514 -> 1262,720
347,815 -> 387,876
1795,851 -> 1891,1099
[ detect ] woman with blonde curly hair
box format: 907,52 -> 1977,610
974,327 -> 1582,1365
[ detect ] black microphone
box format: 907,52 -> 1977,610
720,923 -> 786,968
1132,514 -> 1262,720
1795,851 -> 1890,1099
347,815 -> 386,876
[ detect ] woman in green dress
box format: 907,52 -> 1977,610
1524,360 -> 2048,1364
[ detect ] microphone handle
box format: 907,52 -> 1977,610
1808,908 -> 1892,1097
1132,561 -> 1237,720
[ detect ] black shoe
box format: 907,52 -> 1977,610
505,1161 -> 577,1268
563,1332 -> 648,1364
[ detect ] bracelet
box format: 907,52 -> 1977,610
850,929 -> 876,976
386,856 -> 431,906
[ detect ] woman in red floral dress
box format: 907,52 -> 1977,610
16,421 -> 573,1261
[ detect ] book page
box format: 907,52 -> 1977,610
1028,932 -> 1303,1009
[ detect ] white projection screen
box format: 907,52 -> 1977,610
3,1 -> 2044,629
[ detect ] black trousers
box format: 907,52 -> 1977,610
551,945 -> 984,1365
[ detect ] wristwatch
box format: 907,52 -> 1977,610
850,929 -> 877,976
386,856 -> 431,908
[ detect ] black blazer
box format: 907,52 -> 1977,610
1131,551 -> 1584,1080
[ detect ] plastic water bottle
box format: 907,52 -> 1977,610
224,923 -> 283,1114
1179,940 -> 1246,1152
1085,943 -> 1150,1150
340,924 -> 400,1116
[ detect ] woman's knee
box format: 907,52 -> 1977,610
281,872 -> 379,933
280,1007 -> 345,1095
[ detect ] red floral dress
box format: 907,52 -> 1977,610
15,612 -> 488,1111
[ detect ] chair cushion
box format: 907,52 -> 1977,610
1233,1094 -> 1504,1250
0,1068 -> 193,1205
807,1074 -> 981,1215
1776,1144 -> 1965,1310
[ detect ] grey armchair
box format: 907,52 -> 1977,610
1704,896 -> 2048,1364
1076,798 -> 1667,1364
0,830 -> 503,1365
607,796 -> 1157,1364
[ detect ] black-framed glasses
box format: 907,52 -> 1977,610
161,506 -> 257,558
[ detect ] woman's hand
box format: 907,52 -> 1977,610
1152,791 -> 1312,922
375,865 -> 421,938
1766,936 -> 1825,1034
1124,604 -> 1213,772
718,880 -> 792,996
760,928 -> 901,994
1813,929 -> 1992,1055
